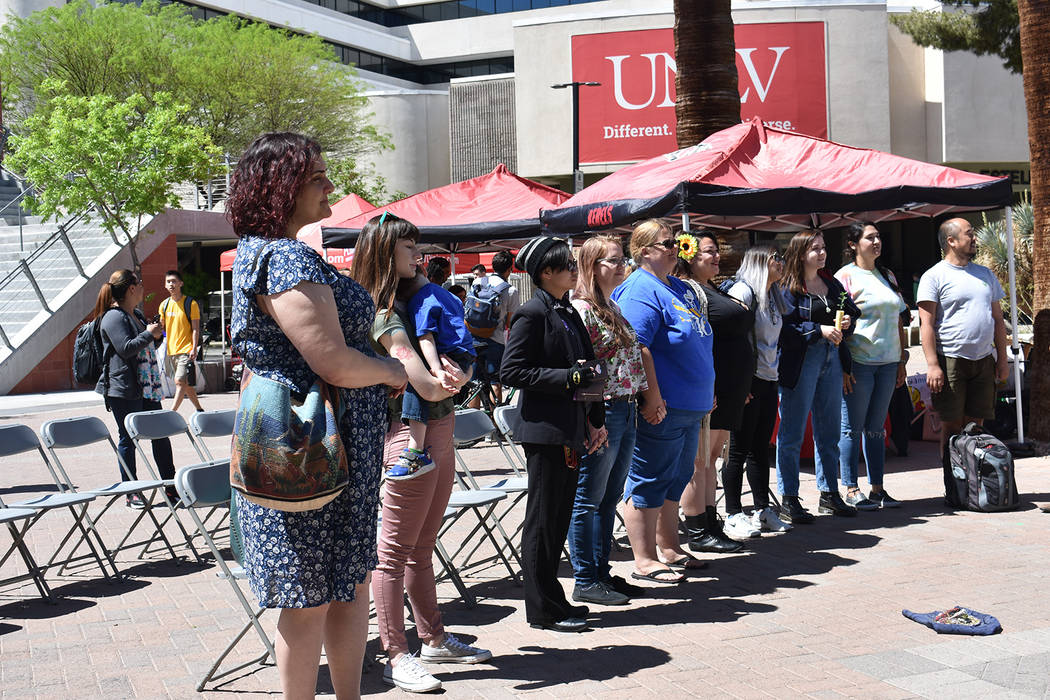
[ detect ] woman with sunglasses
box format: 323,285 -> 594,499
611,220 -> 714,584
567,235 -> 649,606
501,236 -> 607,632
835,222 -> 908,510
722,246 -> 793,534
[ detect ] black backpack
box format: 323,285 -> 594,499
946,423 -> 1020,512
72,317 -> 108,385
464,278 -> 510,338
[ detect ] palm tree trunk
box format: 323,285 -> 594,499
1018,0 -> 1050,441
673,0 -> 740,147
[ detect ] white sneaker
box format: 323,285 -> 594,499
383,653 -> 442,693
724,512 -> 761,539
419,633 -> 492,664
752,506 -> 792,533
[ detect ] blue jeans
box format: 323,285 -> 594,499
776,340 -> 842,497
839,361 -> 897,489
568,400 -> 636,587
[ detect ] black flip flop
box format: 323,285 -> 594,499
630,568 -> 684,584
664,555 -> 708,571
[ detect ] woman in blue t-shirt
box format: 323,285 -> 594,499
612,220 -> 714,584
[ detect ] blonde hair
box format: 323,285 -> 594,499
628,219 -> 673,260
574,236 -> 635,348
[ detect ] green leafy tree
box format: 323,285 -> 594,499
6,84 -> 219,269
890,1 -> 1020,74
327,157 -> 407,206
0,0 -> 390,165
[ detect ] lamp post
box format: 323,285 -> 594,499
551,81 -> 600,193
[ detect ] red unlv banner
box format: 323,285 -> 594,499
571,23 -> 827,164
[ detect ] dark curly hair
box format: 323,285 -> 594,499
226,132 -> 322,239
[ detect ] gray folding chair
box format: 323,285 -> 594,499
188,409 -> 236,537
175,460 -> 274,691
452,409 -> 528,569
0,496 -> 54,602
189,409 -> 236,462
123,409 -> 206,563
491,404 -> 528,474
40,416 -> 180,566
0,423 -> 118,579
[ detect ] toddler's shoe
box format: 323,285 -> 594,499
384,447 -> 436,481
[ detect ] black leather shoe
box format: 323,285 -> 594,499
529,617 -> 589,632
606,575 -> 645,598
568,604 -> 589,617
688,508 -> 745,553
818,491 -> 858,517
572,581 -> 629,606
779,495 -> 815,524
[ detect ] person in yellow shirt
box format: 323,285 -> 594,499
161,270 -> 204,412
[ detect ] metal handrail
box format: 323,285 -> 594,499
0,209 -> 97,350
0,164 -> 33,250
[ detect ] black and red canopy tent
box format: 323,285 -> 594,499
540,118 -> 1011,234
541,117 -> 1024,439
322,164 -> 570,254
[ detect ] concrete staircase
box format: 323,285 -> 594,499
0,168 -> 32,225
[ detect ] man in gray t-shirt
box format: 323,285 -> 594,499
916,218 -> 1008,461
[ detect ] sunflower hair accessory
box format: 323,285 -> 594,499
676,233 -> 699,262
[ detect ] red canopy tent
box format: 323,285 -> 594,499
322,164 -> 570,259
541,117 -> 1027,439
540,117 -> 1011,234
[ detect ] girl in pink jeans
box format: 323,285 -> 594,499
352,213 -> 493,693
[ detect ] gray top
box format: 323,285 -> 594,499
95,307 -> 158,399
728,281 -> 781,382
917,260 -> 1004,361
474,273 -> 520,346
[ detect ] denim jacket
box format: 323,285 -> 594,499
777,270 -> 862,390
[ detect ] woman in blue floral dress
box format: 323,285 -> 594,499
227,132 -> 407,699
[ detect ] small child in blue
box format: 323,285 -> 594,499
388,271 -> 476,480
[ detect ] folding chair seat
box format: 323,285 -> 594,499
40,416 -> 181,566
0,498 -> 54,601
175,460 -> 274,691
123,409 -> 207,563
0,424 -> 118,580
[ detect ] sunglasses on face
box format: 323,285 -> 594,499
565,260 -> 579,272
598,256 -> 629,267
770,253 -> 785,263
650,238 -> 678,250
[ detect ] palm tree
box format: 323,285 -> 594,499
673,0 -> 740,147
1017,0 -> 1050,441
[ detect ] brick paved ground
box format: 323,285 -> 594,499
1,390 -> 1049,699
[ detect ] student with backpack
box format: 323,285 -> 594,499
160,269 -> 204,412
465,250 -> 519,402
93,269 -> 176,508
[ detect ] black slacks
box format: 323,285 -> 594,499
521,442 -> 580,625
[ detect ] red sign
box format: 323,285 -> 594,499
571,23 -> 828,164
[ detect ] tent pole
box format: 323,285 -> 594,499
1004,205 -> 1024,442
220,269 -> 227,388
682,212 -> 691,232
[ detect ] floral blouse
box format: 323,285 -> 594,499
570,298 -> 648,400
137,345 -> 164,402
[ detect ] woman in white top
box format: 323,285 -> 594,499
835,222 -> 908,510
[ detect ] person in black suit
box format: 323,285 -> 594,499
501,236 -> 607,633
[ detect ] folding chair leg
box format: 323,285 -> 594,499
456,492 -> 526,573
142,490 -> 204,564
109,495 -> 181,563
4,521 -> 54,603
196,608 -> 273,691
51,505 -> 120,579
433,539 -> 476,607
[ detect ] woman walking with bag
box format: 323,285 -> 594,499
836,222 -> 908,509
228,132 -> 406,700
352,213 -> 492,693
501,236 -> 607,632
93,269 -> 175,508
568,235 -> 648,606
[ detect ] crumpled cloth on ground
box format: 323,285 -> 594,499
902,606 -> 1001,635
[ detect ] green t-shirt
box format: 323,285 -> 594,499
371,306 -> 455,422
